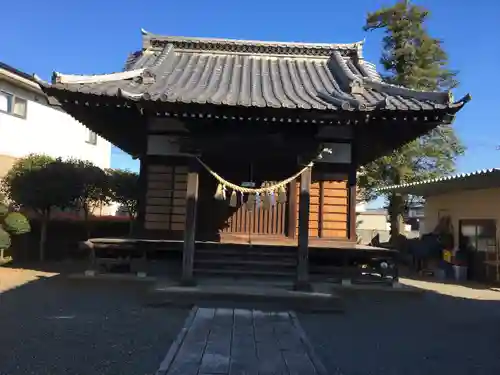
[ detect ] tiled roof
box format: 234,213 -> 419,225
376,169 -> 500,197
43,30 -> 470,112
0,61 -> 38,83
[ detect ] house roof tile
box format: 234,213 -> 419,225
43,30 -> 470,113
376,169 -> 500,197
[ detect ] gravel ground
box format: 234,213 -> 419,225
3,267 -> 500,375
0,268 -> 188,375
300,284 -> 500,375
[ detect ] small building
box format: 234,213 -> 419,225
378,169 -> 500,282
37,31 -> 469,285
0,62 -> 112,177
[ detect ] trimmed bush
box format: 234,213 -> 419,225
0,227 -> 11,250
10,218 -> 131,261
3,212 -> 31,235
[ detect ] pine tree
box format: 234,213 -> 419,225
359,0 -> 465,242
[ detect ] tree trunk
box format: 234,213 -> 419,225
39,210 -> 49,261
388,168 -> 405,243
128,214 -> 135,237
389,193 -> 404,237
0,248 -> 4,261
84,207 -> 91,239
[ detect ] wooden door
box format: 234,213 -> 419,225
221,190 -> 288,240
196,158 -> 293,243
295,176 -> 349,239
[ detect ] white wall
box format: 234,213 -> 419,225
356,201 -> 367,213
0,79 -> 111,169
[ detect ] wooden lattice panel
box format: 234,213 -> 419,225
144,164 -> 188,232
296,178 -> 348,239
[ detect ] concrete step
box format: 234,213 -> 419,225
146,284 -> 344,312
194,258 -> 296,268
193,267 -> 295,278
194,246 -> 297,278
195,253 -> 296,263
195,246 -> 296,256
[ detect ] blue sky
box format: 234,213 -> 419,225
1,0 -> 499,185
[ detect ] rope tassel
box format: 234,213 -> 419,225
262,182 -> 271,210
277,185 -> 287,204
214,183 -> 225,200
270,190 -> 276,207
246,193 -> 256,211
229,190 -> 238,207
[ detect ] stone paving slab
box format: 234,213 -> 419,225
156,306 -> 327,375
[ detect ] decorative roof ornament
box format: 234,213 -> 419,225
141,30 -> 365,57
349,79 -> 364,94
355,38 -> 366,59
133,69 -> 156,84
117,88 -> 144,100
52,69 -> 146,85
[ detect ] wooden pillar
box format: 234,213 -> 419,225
295,165 -> 311,291
288,179 -> 298,238
348,137 -> 358,242
135,157 -> 148,237
318,180 -> 324,238
182,158 -> 199,285
347,170 -> 357,242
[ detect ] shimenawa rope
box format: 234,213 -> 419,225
195,158 -> 314,195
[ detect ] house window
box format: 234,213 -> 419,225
459,219 -> 496,252
86,129 -> 97,145
0,91 -> 27,118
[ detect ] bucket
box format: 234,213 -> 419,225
453,265 -> 467,282
435,268 -> 446,281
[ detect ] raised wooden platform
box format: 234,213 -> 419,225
80,237 -> 399,283
85,237 -> 396,253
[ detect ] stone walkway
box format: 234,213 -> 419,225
156,307 -> 327,375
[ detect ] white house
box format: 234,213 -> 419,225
0,62 -> 111,177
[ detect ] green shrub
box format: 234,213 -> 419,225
0,227 -> 11,250
3,212 -> 31,235
0,200 -> 30,254
0,203 -> 8,217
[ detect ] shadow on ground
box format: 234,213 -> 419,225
300,283 -> 500,375
3,262 -> 500,375
0,268 -> 189,375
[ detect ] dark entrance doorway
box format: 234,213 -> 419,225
195,156 -> 295,244
459,219 -> 497,281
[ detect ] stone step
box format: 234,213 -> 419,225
194,258 -> 296,268
196,244 -> 295,251
194,246 -> 297,278
146,284 -> 344,312
195,253 -> 296,262
193,267 -> 295,278
195,249 -> 297,261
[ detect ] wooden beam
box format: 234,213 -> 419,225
295,166 -> 312,291
348,138 -> 358,242
288,178 -> 298,238
136,157 -> 148,236
348,181 -> 357,242
182,158 -> 199,285
318,180 -> 324,237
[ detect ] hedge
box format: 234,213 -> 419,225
9,218 -> 131,261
